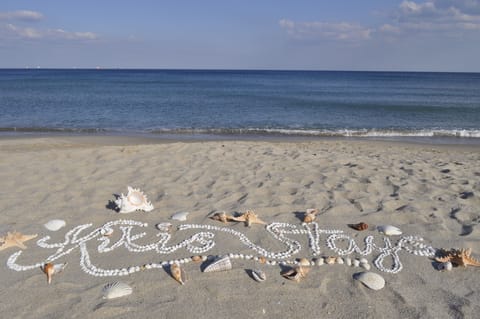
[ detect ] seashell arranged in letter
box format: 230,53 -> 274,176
281,265 -> 310,283
171,212 -> 190,221
250,269 -> 267,282
170,263 -> 187,285
353,272 -> 385,290
44,219 -> 66,231
348,222 -> 368,231
40,262 -> 67,284
102,282 -> 133,299
115,186 -> 154,214
100,226 -> 114,237
203,255 -> 232,273
377,225 -> 402,236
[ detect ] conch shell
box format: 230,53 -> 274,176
170,263 -> 187,285
281,265 -> 310,282
40,262 -> 67,284
115,186 -> 154,214
303,208 -> 318,223
348,222 -> 369,231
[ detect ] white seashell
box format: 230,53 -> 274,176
353,272 -> 385,290
377,225 -> 402,236
44,219 -> 66,231
359,258 -> 368,265
353,259 -> 360,267
100,227 -> 114,237
345,257 -> 352,266
336,257 -> 344,265
155,222 -> 173,232
437,261 -> 453,271
203,256 -> 232,273
361,263 -> 371,271
115,186 -> 154,214
315,257 -> 324,266
171,212 -> 189,221
102,282 -> 133,299
251,269 -> 266,282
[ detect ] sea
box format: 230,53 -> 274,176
1,69 -> 480,143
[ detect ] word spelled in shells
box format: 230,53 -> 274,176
251,269 -> 267,282
353,272 -> 385,290
203,256 -> 232,273
171,212 -> 190,221
377,225 -> 402,236
41,262 -> 67,284
170,263 -> 187,285
115,186 -> 154,214
44,219 -> 66,231
102,282 -> 133,299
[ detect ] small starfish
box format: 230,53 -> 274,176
231,210 -> 267,227
0,231 -> 38,251
435,248 -> 480,267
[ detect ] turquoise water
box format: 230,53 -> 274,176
0,69 -> 479,138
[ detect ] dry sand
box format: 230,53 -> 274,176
0,136 -> 479,319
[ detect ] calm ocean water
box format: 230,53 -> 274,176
1,69 -> 479,140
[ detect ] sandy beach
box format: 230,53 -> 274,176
1,136 -> 479,319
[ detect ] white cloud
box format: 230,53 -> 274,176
1,23 -> 98,41
279,18 -> 373,42
0,10 -> 43,21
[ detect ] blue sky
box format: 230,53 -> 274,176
1,0 -> 480,71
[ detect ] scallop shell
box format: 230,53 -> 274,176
102,282 -> 133,299
155,222 -> 173,232
353,272 -> 385,290
251,269 -> 266,282
203,256 -> 232,273
348,222 -> 368,231
44,219 -> 66,231
115,186 -> 154,214
170,263 -> 187,285
40,262 -> 67,284
171,212 -> 189,221
377,225 -> 402,236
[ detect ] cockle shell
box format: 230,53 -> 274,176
377,225 -> 402,236
171,212 -> 189,221
170,263 -> 187,285
281,266 -> 310,282
353,272 -> 385,290
251,269 -> 267,282
115,186 -> 154,214
348,222 -> 368,231
44,219 -> 66,231
203,256 -> 232,273
40,262 -> 67,284
102,282 -> 133,299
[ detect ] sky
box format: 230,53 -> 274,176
1,0 -> 480,71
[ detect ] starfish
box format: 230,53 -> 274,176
435,248 -> 480,267
231,210 -> 267,227
0,231 -> 38,251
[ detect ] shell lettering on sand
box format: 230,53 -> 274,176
115,186 -> 154,214
102,282 -> 133,299
44,219 -> 66,231
203,256 -> 232,273
353,272 -> 385,290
